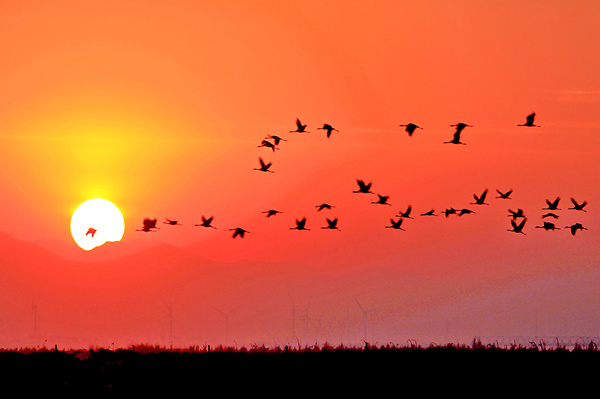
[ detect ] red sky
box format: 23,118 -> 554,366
0,1 -> 599,349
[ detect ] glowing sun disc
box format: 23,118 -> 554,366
70,198 -> 125,251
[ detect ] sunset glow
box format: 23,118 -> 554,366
0,1 -> 598,350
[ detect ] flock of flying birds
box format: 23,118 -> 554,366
135,112 -> 589,238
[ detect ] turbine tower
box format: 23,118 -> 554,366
353,296 -> 377,343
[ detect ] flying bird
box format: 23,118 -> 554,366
353,179 -> 373,194
399,123 -> 422,137
316,203 -> 335,211
397,205 -> 414,219
569,198 -> 587,212
290,118 -> 309,133
137,218 -> 159,232
536,222 -> 559,231
195,216 -> 216,229
317,123 -> 338,138
265,135 -> 286,145
322,218 -> 340,230
471,189 -> 489,205
254,157 -> 274,173
565,223 -> 587,235
508,209 -> 526,219
164,219 -> 182,226
444,123 -> 471,145
542,213 -> 560,219
508,219 -> 527,234
230,227 -> 249,238
458,208 -> 475,216
385,218 -> 405,230
263,209 -> 282,217
290,218 -> 310,230
442,208 -> 457,217
258,139 -> 278,152
518,112 -> 539,127
420,209 -> 437,216
543,197 -> 561,210
496,189 -> 513,199
86,228 -> 97,237
372,194 -> 391,205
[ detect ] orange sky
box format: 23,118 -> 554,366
0,1 -> 599,348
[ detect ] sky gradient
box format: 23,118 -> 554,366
0,1 -> 599,349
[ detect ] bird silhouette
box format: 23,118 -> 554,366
322,218 -> 340,230
420,209 -> 437,216
399,123 -> 422,137
496,189 -> 513,199
372,194 -> 391,205
258,139 -> 278,152
263,209 -> 282,217
536,222 -> 559,231
569,198 -> 587,212
542,213 -> 560,219
317,123 -> 338,138
137,218 -> 159,232
195,216 -> 216,229
458,208 -> 475,216
164,219 -> 182,226
353,179 -> 373,194
86,228 -> 97,237
444,123 -> 471,145
471,189 -> 489,205
385,218 -> 405,230
230,227 -> 249,238
543,197 -> 561,210
265,135 -> 286,145
442,208 -> 457,217
565,223 -> 587,235
508,219 -> 527,234
254,157 -> 274,173
518,112 -> 539,127
508,209 -> 526,219
316,203 -> 334,211
290,218 -> 310,230
397,205 -> 414,219
290,118 -> 309,133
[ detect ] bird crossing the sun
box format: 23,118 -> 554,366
86,228 -> 97,237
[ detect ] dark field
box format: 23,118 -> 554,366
2,341 -> 599,394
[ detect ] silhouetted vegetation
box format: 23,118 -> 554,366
1,339 -> 599,393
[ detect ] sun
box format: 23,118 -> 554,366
70,198 -> 125,251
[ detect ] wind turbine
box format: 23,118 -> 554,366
160,296 -> 175,348
353,296 -> 377,343
214,306 -> 237,344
